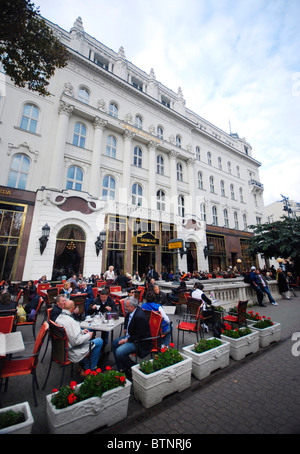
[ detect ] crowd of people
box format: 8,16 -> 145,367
0,259 -> 298,379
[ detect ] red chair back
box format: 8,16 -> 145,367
37,283 -> 50,296
137,286 -> 145,302
96,281 -> 106,288
119,298 -> 126,317
110,286 -> 121,293
0,315 -> 15,333
149,311 -> 163,351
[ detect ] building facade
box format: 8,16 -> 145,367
0,17 -> 265,281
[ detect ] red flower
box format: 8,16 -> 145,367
70,381 -> 77,389
91,370 -> 97,376
106,365 -> 112,371
67,393 -> 77,404
96,368 -> 102,374
161,348 -> 166,353
52,388 -> 58,393
85,369 -> 92,375
119,376 -> 126,383
169,342 -> 175,348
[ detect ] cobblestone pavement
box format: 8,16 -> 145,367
1,294 -> 300,435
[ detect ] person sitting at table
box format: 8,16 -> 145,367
111,296 -> 152,379
88,288 -> 117,348
142,291 -> 172,346
24,280 -> 37,302
191,282 -> 212,332
153,284 -> 168,306
38,275 -> 48,283
50,295 -> 80,322
0,279 -> 13,294
132,270 -> 141,285
67,274 -> 80,292
167,280 -> 187,304
104,265 -> 115,282
114,269 -> 130,291
23,293 -> 41,320
0,292 -> 16,311
56,299 -> 103,375
59,281 -> 73,300
80,281 -> 95,315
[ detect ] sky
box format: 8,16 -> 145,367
36,0 -> 300,207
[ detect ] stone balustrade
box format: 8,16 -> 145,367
157,278 -> 282,310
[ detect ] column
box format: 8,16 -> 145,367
49,101 -> 73,190
89,117 -> 107,196
169,150 -> 179,216
186,158 -> 196,215
121,130 -> 135,205
148,141 -> 158,210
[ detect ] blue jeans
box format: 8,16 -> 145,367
111,336 -> 136,372
81,337 -> 103,370
262,286 -> 276,304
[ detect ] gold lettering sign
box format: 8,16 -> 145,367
136,232 -> 159,245
123,124 -> 161,144
168,240 -> 183,250
0,189 -> 11,195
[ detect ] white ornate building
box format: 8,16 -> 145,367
0,17 -> 265,281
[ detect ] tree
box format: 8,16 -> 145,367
246,216 -> 300,274
0,0 -> 68,96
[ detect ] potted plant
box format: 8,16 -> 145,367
221,326 -> 259,361
0,402 -> 34,434
246,310 -> 261,325
250,316 -> 281,347
131,343 -> 192,409
46,366 -> 131,434
183,337 -> 230,380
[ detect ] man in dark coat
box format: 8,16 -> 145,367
111,297 -> 151,377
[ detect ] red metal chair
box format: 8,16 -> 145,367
37,283 -> 50,296
16,296 -> 44,339
223,300 -> 248,329
133,310 -> 163,361
137,286 -> 145,302
96,281 -> 106,288
92,287 -> 99,299
109,286 -> 121,293
176,302 -> 203,349
0,322 -> 49,406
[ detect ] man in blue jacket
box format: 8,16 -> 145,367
249,266 -> 265,307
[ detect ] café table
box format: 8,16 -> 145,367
109,291 -> 128,298
0,331 -> 25,356
80,316 -> 125,344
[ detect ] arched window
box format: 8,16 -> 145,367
73,122 -> 86,148
212,206 -> 218,226
230,184 -> 235,200
20,103 -> 39,133
234,211 -> 239,229
196,146 -> 200,161
198,171 -> 203,189
157,190 -> 165,211
220,180 -> 225,196
239,187 -> 244,202
227,161 -> 232,174
133,146 -> 142,167
178,195 -> 185,217
106,135 -> 117,158
102,175 -> 116,201
78,87 -> 90,104
135,115 -> 143,130
177,163 -> 183,181
200,203 -> 206,222
243,214 -> 248,230
157,126 -> 164,139
223,209 -> 229,227
218,157 -> 222,170
7,154 -> 30,189
156,155 -> 164,175
66,166 -> 83,191
207,152 -> 212,166
236,165 -> 240,178
176,135 -> 182,148
209,176 -> 215,193
132,183 -> 143,206
109,102 -> 118,118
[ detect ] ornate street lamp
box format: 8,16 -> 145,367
39,223 -> 50,255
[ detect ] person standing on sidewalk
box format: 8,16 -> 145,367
256,270 -> 278,306
249,266 -> 266,307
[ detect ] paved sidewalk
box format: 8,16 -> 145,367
1,295 -> 299,434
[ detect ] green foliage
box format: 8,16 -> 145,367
0,0 -> 68,96
253,319 -> 274,329
51,368 -> 126,410
222,327 -> 252,339
0,410 -> 25,429
139,345 -> 183,375
193,338 -> 222,353
246,217 -> 300,274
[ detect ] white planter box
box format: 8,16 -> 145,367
0,402 -> 34,434
221,329 -> 259,361
131,354 -> 192,409
46,380 -> 131,434
251,322 -> 281,347
183,338 -> 230,380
